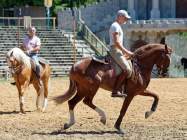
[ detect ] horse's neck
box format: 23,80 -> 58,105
136,57 -> 156,86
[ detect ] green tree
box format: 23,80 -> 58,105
0,0 -> 102,16
0,0 -> 43,7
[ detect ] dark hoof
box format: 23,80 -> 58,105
64,123 -> 70,130
100,119 -> 106,125
145,111 -> 153,119
20,111 -> 26,114
111,93 -> 127,98
114,124 -> 125,134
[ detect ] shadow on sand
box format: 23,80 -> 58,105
32,129 -> 124,136
0,110 -> 32,115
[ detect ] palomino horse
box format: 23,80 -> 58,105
53,44 -> 172,133
6,47 -> 51,113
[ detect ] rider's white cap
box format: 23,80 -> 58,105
117,10 -> 131,19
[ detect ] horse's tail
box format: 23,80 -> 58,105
53,78 -> 76,104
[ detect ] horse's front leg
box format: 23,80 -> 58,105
114,95 -> 134,134
139,90 -> 159,119
16,81 -> 29,114
19,95 -> 25,114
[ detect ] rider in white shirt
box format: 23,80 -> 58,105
21,26 -> 42,84
109,10 -> 134,97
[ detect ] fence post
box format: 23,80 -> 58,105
53,17 -> 56,29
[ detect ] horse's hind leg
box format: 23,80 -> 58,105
33,82 -> 41,111
64,90 -> 84,129
139,90 -> 159,119
83,88 -> 106,125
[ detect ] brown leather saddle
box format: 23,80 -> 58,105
30,57 -> 49,73
92,55 -> 129,76
92,55 -> 141,92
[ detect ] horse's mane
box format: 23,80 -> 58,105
134,44 -> 167,59
7,47 -> 31,68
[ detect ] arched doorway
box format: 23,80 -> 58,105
135,0 -> 152,20
176,0 -> 187,18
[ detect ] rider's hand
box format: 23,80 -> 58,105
125,51 -> 134,60
26,50 -> 31,55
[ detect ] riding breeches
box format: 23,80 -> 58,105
109,46 -> 132,77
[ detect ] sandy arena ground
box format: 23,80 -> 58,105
0,78 -> 186,140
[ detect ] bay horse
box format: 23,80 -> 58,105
6,47 -> 51,113
53,44 -> 172,133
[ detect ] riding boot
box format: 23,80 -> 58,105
36,65 -> 42,86
111,70 -> 129,97
10,81 -> 16,85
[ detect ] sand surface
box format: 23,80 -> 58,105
0,78 -> 186,140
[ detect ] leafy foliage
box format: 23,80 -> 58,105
0,0 -> 102,16
178,32 -> 187,38
0,0 -> 43,7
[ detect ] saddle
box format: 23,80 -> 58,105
92,55 -> 140,85
92,55 -> 132,77
30,57 -> 49,74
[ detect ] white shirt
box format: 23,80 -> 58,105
23,35 -> 41,53
109,21 -> 123,46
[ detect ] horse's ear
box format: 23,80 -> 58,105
165,44 -> 169,54
10,51 -> 13,56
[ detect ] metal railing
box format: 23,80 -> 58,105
0,66 -> 10,81
125,19 -> 187,31
76,19 -> 108,56
0,16 -> 56,29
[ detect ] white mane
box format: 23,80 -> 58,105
7,47 -> 31,68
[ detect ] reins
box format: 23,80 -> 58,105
9,63 -> 24,75
132,57 -> 160,77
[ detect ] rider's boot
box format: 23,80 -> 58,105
36,65 -> 42,86
10,81 -> 16,85
111,70 -> 129,97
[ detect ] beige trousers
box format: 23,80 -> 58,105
109,46 -> 132,77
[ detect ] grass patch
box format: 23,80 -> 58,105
178,32 -> 187,38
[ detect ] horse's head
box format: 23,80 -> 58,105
134,44 -> 172,77
155,45 -> 172,77
6,47 -> 31,74
6,50 -> 19,68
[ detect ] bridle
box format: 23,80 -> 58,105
132,57 -> 159,76
132,46 -> 171,77
7,51 -> 24,75
9,63 -> 23,75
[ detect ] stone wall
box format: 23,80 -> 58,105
57,0 -> 127,31
166,34 -> 187,77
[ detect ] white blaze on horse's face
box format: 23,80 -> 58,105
7,50 -> 15,67
9,56 -> 18,67
9,56 -> 15,63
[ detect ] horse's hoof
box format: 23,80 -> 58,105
64,123 -> 70,130
100,119 -> 106,125
117,128 -> 125,134
145,111 -> 153,119
41,108 -> 46,113
114,124 -> 125,134
21,111 -> 26,114
36,108 -> 42,112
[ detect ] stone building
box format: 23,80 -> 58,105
58,0 -> 187,77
